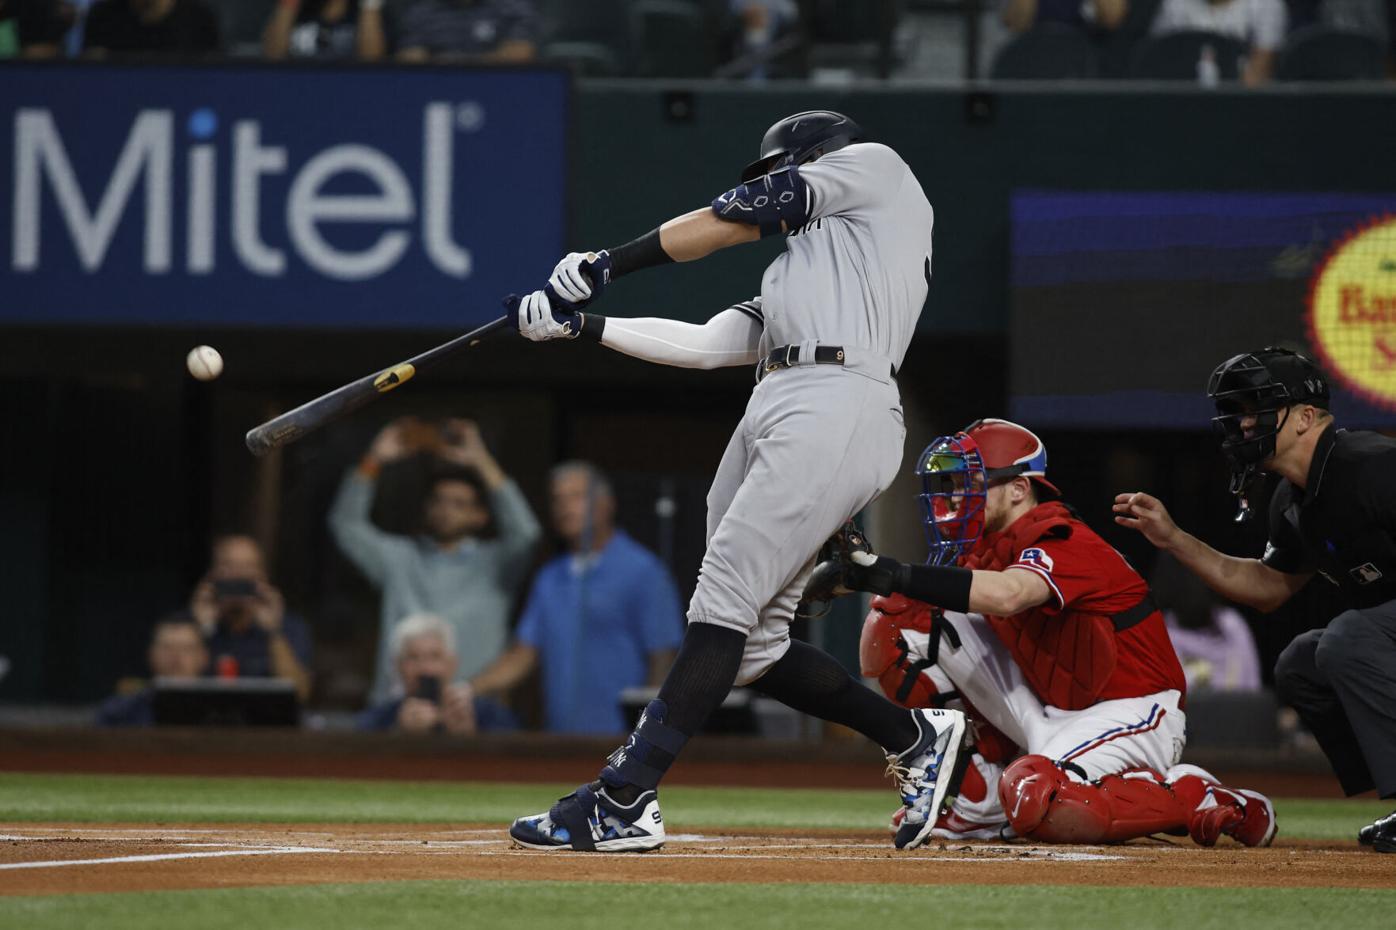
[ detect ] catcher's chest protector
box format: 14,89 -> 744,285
964,503 -> 1119,711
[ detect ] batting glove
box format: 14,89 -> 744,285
504,289 -> 580,342
547,251 -> 612,309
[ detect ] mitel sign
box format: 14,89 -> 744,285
1,65 -> 568,328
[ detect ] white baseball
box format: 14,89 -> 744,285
186,345 -> 223,381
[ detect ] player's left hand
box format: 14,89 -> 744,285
548,251 -> 611,309
504,289 -> 579,341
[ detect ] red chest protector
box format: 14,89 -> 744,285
964,502 -> 1131,711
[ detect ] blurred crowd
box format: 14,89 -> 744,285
91,412 -> 1276,739
1,0 -> 1391,82
99,418 -> 683,736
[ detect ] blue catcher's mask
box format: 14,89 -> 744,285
915,433 -> 988,567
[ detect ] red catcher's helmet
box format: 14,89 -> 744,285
964,418 -> 1061,500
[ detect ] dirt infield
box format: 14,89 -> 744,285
2,823 -> 1391,897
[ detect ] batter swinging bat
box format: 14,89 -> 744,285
244,315 -> 509,457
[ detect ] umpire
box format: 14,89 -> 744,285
1114,347 -> 1396,852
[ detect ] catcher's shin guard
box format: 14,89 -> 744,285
999,755 -> 1188,844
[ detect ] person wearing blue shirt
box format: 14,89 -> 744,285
471,462 -> 682,735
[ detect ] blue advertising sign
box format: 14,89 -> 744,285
1,63 -> 568,329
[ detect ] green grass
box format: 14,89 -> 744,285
0,771 -> 1387,840
2,881 -> 1394,930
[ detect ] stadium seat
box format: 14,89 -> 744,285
1276,25 -> 1386,81
991,24 -> 1098,80
539,0 -> 633,72
542,40 -> 622,76
1096,0 -> 1164,77
204,0 -> 278,57
1128,30 -> 1248,80
630,0 -> 715,78
806,0 -> 898,79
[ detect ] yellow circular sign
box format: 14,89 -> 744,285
1308,215 -> 1396,410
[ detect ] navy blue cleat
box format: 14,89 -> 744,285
509,781 -> 665,852
1359,809 -> 1396,853
888,708 -> 971,851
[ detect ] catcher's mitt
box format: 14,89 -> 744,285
798,520 -> 874,617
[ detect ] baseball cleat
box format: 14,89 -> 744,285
509,781 -> 665,852
1359,809 -> 1396,852
1189,786 -> 1277,848
886,707 -> 971,851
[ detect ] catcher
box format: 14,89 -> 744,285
815,418 -> 1277,845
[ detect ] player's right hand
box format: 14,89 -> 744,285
505,289 -> 580,341
547,251 -> 611,309
1112,491 -> 1180,549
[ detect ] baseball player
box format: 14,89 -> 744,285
504,111 -> 970,852
1116,348 -> 1396,853
839,419 -> 1278,845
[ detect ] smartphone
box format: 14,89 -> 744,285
415,675 -> 442,704
213,578 -> 258,600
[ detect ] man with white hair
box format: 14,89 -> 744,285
357,613 -> 516,734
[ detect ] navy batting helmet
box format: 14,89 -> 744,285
740,110 -> 864,182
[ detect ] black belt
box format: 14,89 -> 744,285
1110,593 -> 1157,632
755,344 -> 896,382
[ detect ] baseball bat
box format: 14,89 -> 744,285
244,315 -> 510,457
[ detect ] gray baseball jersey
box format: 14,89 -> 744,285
686,141 -> 930,682
756,142 -> 934,370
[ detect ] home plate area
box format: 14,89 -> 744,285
0,824 -> 1382,896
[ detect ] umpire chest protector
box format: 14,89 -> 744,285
1264,425 -> 1396,607
963,503 -> 1158,711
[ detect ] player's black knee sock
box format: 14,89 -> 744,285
603,622 -> 747,804
748,640 -> 920,752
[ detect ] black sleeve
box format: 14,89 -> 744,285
1260,482 -> 1316,575
1359,449 -> 1396,534
195,2 -> 220,51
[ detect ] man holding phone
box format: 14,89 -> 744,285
187,534 -> 314,701
356,613 -> 516,735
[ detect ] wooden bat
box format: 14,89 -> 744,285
245,316 -> 509,457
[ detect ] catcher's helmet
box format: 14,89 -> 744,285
915,419 -> 1059,566
740,110 -> 864,182
1207,347 -> 1329,491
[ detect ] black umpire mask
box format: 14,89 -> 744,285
1206,347 -> 1330,513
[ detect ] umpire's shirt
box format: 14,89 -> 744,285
1262,424 -> 1396,603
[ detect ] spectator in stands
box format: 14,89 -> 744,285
727,0 -> 799,79
356,613 -> 517,734
1149,0 -> 1287,83
95,615 -> 209,727
262,0 -> 386,60
1002,0 -> 1128,32
395,0 -> 537,62
1153,552 -> 1262,692
470,462 -> 683,735
0,0 -> 73,57
83,0 -> 219,57
187,534 -> 314,701
329,417 -> 541,703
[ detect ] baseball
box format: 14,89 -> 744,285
186,345 -> 223,381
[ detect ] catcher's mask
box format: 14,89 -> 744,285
917,419 -> 1061,566
916,434 -> 989,566
1207,347 -> 1329,501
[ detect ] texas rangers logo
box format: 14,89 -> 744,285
1018,548 -> 1055,573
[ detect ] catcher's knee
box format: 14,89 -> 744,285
999,755 -> 1110,844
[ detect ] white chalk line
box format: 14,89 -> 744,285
0,846 -> 341,872
484,849 -> 1126,863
